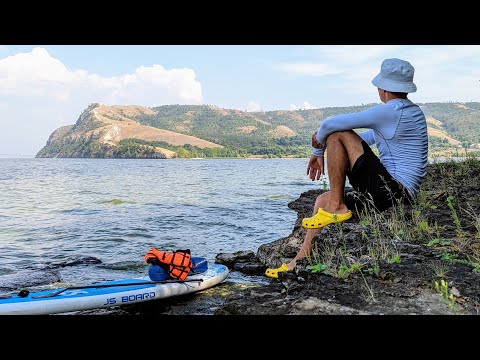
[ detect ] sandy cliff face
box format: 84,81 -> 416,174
91,104 -> 222,149
37,103 -> 223,158
426,116 -> 461,146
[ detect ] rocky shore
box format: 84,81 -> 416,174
80,157 -> 480,316
213,157 -> 480,315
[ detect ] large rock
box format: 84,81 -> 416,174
215,163 -> 480,315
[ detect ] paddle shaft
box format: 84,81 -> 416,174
31,278 -> 204,299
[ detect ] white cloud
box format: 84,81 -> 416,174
289,101 -> 317,110
275,46 -> 401,78
275,62 -> 342,77
302,101 -> 316,110
288,101 -> 319,110
246,101 -> 261,112
314,45 -> 403,65
0,47 -> 203,105
280,45 -> 480,107
404,46 -> 480,103
0,47 -> 204,155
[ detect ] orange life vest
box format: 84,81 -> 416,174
144,248 -> 193,281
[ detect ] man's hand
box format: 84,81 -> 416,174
307,155 -> 324,181
311,131 -> 323,149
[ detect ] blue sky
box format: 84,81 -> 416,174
1,45 -> 479,156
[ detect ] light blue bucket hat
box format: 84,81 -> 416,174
371,58 -> 417,93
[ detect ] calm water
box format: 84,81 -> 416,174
0,158 -> 329,293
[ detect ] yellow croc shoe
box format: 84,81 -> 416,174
265,263 -> 289,278
302,208 -> 352,229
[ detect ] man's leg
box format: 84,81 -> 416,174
287,130 -> 364,269
323,130 -> 364,215
266,130 -> 366,275
286,191 -> 329,269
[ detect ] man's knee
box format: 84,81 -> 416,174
325,130 -> 358,145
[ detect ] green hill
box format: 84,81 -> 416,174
36,102 -> 480,159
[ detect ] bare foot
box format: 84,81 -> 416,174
285,262 -> 296,270
323,204 -> 350,215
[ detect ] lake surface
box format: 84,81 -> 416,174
0,158 -> 330,293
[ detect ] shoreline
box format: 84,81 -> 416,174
214,157 -> 480,315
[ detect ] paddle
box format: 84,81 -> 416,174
22,278 -> 204,299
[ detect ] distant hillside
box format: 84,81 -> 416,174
36,104 -> 223,159
421,102 -> 480,145
36,101 -> 480,158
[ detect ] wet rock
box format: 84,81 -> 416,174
216,250 -> 266,275
61,256 -> 103,267
232,262 -> 266,275
0,269 -> 61,291
215,250 -> 256,268
46,256 -> 103,268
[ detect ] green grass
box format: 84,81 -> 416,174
305,153 -> 480,288
434,279 -> 457,313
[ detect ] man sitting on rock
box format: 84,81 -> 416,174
266,58 -> 428,278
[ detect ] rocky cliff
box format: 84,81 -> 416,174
36,103 -> 222,158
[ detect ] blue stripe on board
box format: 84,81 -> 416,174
2,279 -> 155,304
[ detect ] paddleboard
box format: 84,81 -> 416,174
0,263 -> 229,315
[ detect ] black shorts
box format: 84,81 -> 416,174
344,141 -> 412,212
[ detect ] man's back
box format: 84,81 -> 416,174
373,98 -> 428,196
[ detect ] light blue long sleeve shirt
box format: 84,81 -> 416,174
312,98 -> 428,197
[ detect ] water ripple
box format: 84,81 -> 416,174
0,158 -> 318,290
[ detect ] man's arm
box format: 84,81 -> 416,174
307,155 -> 324,181
311,131 -> 325,157
358,129 -> 375,146
307,132 -> 325,180
311,129 -> 374,158
315,104 -> 395,145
